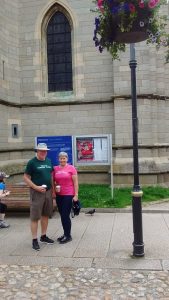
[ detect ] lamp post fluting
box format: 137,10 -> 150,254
129,43 -> 144,257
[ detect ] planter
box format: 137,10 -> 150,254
114,26 -> 148,44
114,31 -> 148,43
103,19 -> 149,44
112,7 -> 151,44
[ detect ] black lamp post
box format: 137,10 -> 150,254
129,43 -> 144,257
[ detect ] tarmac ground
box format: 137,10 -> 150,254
1,201 -> 169,299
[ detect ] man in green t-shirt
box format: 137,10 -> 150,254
24,143 -> 55,251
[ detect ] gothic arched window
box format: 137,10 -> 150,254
47,12 -> 73,92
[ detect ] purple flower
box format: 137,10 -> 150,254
111,6 -> 119,14
123,3 -> 129,12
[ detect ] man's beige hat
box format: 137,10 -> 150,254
36,143 -> 50,151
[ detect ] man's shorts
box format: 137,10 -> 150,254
30,188 -> 53,221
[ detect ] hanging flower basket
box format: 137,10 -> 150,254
93,0 -> 169,61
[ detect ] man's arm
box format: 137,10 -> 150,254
51,175 -> 56,198
23,173 -> 46,193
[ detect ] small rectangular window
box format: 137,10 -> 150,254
12,124 -> 19,138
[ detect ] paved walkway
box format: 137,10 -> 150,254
0,202 -> 169,299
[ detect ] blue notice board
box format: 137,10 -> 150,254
36,136 -> 73,166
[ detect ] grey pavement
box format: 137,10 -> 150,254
1,202 -> 169,299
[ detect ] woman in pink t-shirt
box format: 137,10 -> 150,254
53,152 -> 78,244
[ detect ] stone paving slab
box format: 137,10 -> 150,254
93,258 -> 163,271
74,213 -> 114,258
0,256 -> 93,268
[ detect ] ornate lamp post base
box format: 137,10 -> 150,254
132,190 -> 144,257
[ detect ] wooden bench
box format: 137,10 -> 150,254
3,184 -> 30,211
2,184 -> 56,212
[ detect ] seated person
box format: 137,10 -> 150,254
0,171 -> 10,228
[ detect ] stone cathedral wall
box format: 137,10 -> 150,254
0,0 -> 20,103
0,0 -> 169,186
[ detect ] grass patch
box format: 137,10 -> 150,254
79,184 -> 169,208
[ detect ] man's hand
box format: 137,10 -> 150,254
35,186 -> 46,193
4,191 -> 10,196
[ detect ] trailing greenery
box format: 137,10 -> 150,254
79,184 -> 169,208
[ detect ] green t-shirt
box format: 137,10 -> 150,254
25,157 -> 53,189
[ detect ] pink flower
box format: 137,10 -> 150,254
97,0 -> 104,13
139,0 -> 145,8
148,0 -> 160,9
97,0 -> 103,5
129,3 -> 136,13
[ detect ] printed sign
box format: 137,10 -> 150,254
36,136 -> 73,166
74,135 -> 111,165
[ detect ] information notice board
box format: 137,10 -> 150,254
73,134 -> 113,198
73,134 -> 111,166
35,136 -> 73,166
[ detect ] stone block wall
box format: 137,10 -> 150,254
0,103 -> 22,149
0,0 -> 20,103
114,97 -> 169,146
21,101 -> 114,148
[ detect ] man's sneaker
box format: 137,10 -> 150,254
40,235 -> 54,244
0,221 -> 10,228
32,239 -> 40,251
57,235 -> 65,242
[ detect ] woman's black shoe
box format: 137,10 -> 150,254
57,235 -> 65,242
59,236 -> 72,244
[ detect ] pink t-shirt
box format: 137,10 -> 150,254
53,164 -> 77,195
